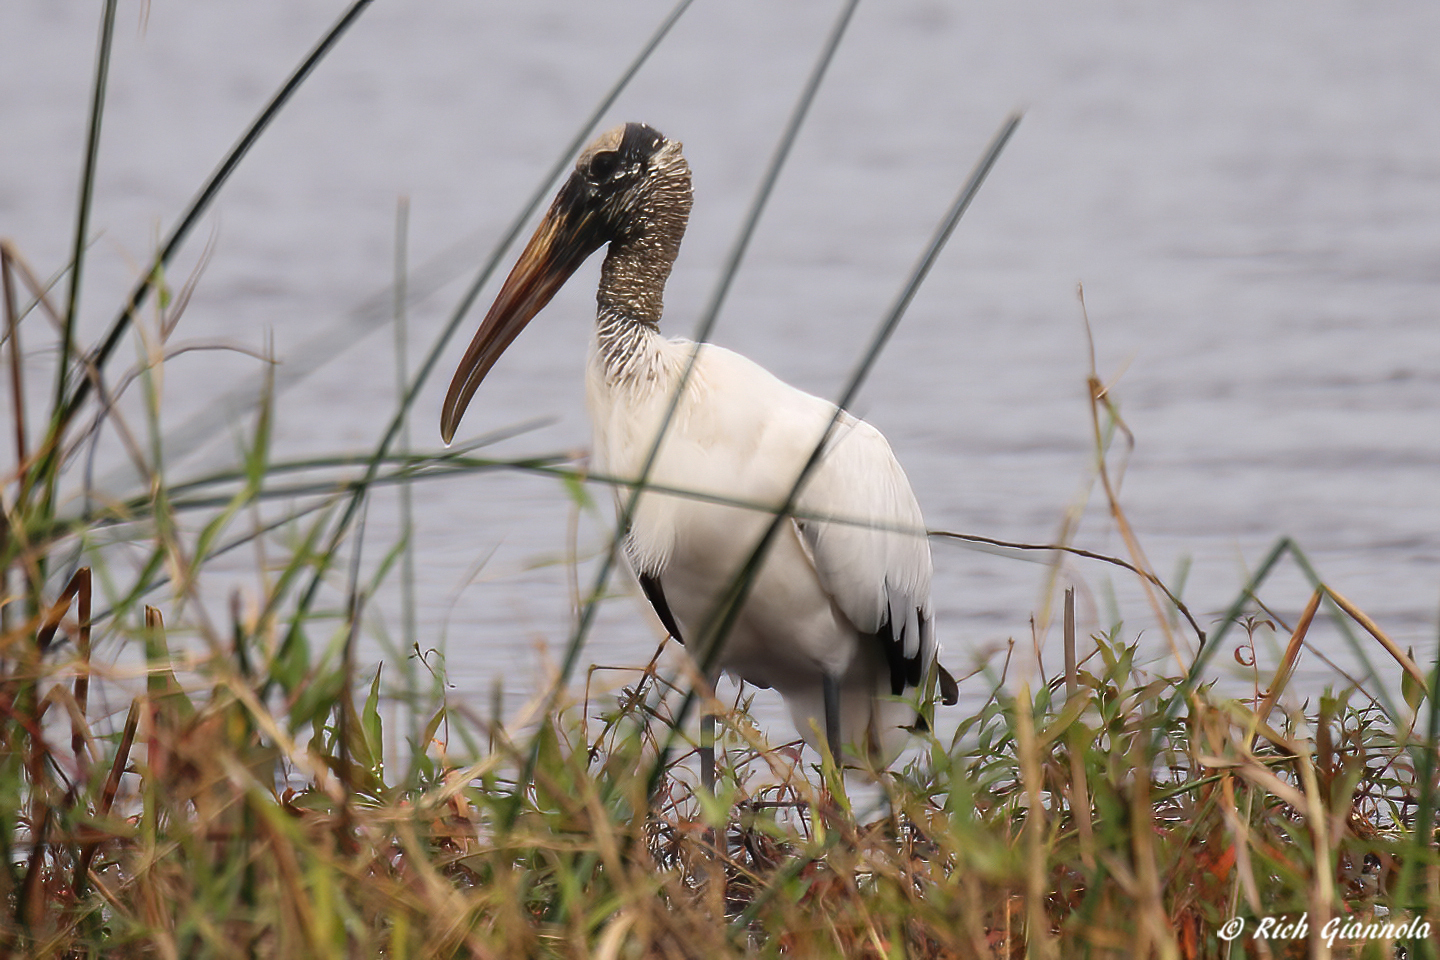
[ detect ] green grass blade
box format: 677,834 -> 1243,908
542,0 -> 868,817
49,0 -> 375,452
270,0 -> 697,702
54,0 -> 118,423
393,197 -> 418,662
650,111 -> 1023,791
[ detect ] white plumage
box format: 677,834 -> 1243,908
587,337 -> 938,763
442,122 -> 955,769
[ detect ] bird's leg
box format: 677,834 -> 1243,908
700,671 -> 719,795
822,673 -> 842,768
700,705 -> 716,795
698,673 -> 723,915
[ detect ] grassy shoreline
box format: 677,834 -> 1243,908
1,566 -> 1435,957
3,4 -> 1438,957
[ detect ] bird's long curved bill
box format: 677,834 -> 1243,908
441,192 -> 601,444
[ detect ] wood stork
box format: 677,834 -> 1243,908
442,122 -> 958,770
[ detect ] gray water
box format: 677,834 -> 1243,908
4,0 -> 1439,733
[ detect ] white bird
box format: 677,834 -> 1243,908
442,123 -> 957,770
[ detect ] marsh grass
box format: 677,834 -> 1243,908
3,3 -> 1439,958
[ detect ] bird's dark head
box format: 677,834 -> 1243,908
560,122 -> 691,248
441,123 -> 691,444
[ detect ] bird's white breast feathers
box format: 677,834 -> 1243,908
585,335 -> 932,652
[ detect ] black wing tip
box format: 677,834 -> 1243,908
637,571 -> 683,644
937,663 -> 959,706
880,607 -> 936,698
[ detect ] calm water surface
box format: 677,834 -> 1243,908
3,1 -> 1438,729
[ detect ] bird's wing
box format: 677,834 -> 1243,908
637,570 -> 683,644
793,414 -> 944,699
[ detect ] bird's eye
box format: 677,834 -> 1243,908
588,150 -> 621,183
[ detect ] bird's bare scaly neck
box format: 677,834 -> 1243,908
595,145 -> 692,379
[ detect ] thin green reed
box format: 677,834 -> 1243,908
544,0 -> 864,779
645,112 -> 1022,795
394,198 -> 421,712
267,0 -> 698,701
35,0 -> 375,509
54,0 -> 117,450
